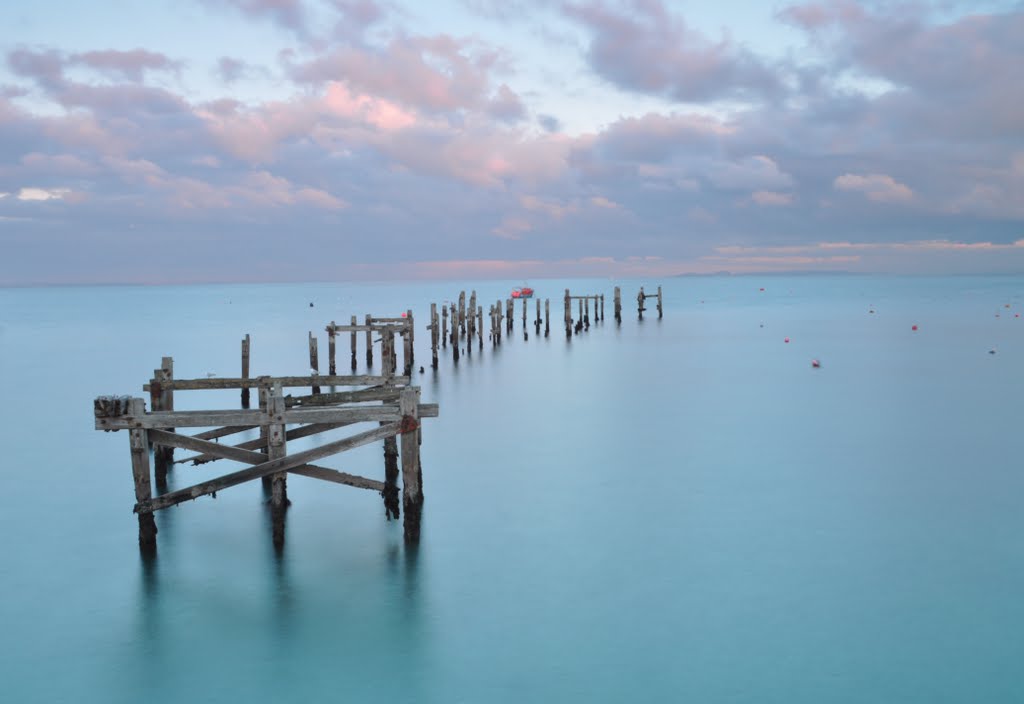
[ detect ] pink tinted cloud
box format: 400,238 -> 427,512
751,190 -> 794,206
290,35 -> 495,114
834,173 -> 913,203
324,82 -> 417,130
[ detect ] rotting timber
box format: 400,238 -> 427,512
95,337 -> 436,554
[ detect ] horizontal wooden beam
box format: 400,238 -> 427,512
284,387 -> 400,408
143,374 -> 410,392
149,429 -> 383,491
141,422 -> 402,512
97,402 -> 439,430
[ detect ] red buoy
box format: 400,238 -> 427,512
912,325 -> 918,331
811,359 -> 820,368
784,337 -> 790,343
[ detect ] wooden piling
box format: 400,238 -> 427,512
477,305 -> 483,349
545,299 -> 550,337
584,297 -> 590,329
506,298 -> 513,334
600,294 -> 605,321
267,383 -> 288,548
404,311 -> 414,376
403,309 -> 411,368
451,302 -> 460,362
327,322 -> 337,375
469,291 -> 477,340
308,333 -> 320,394
614,287 -> 622,323
430,303 -> 439,369
241,335 -> 251,408
350,316 -> 358,371
638,286 -> 645,320
578,299 -> 584,332
458,291 -> 466,337
382,428 -> 400,521
128,398 -> 158,552
564,289 -> 571,338
657,286 -> 663,318
535,298 -> 541,334
442,305 -> 448,348
365,314 -> 373,367
400,387 -> 423,543
151,357 -> 174,487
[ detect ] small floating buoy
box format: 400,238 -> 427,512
401,312 -> 407,317
1016,314 -> 1020,318
309,302 -> 314,308
784,337 -> 790,343
1005,304 -> 1011,308
759,287 -> 765,292
811,359 -> 821,368
989,349 -> 997,355
869,309 -> 875,314
912,325 -> 918,331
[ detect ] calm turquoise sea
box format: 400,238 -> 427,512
1,275 -> 1022,703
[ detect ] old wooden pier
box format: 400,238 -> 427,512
96,337 -> 437,553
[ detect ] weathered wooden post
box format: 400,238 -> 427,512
458,291 -> 466,337
614,286 -> 622,323
544,298 -> 550,337
584,297 -> 590,329
451,302 -> 460,362
241,335 -> 251,408
600,294 -> 605,321
430,303 -> 439,369
267,383 -> 288,548
477,306 -> 483,348
258,380 -> 272,491
522,297 -> 527,328
564,289 -> 571,338
534,298 -> 541,334
365,314 -> 373,367
400,387 -> 423,543
657,286 -> 663,318
150,357 -> 174,487
578,299 -> 584,332
442,305 -> 448,349
126,397 -> 158,552
506,298 -> 514,333
350,316 -> 358,371
469,291 -> 477,340
308,332 -> 320,394
404,311 -> 414,376
328,322 -> 337,375
638,286 -> 645,320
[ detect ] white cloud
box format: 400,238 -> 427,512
16,187 -> 70,201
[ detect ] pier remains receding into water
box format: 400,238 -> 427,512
94,284 -> 661,555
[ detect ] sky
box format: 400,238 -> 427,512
1,0 -> 1023,284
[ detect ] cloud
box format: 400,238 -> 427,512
751,190 -> 794,206
565,0 -> 785,103
71,49 -> 181,82
834,173 -> 913,203
15,187 -> 71,201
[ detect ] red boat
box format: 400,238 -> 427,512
511,286 -> 534,299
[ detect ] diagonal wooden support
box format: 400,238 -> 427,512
138,421 -> 402,513
176,421 -> 356,465
153,430 -> 384,491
